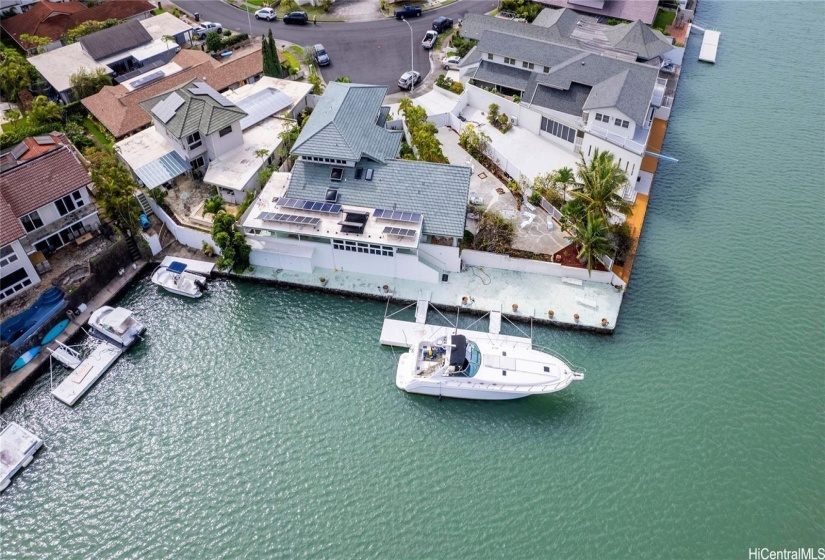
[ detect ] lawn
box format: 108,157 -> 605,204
82,117 -> 112,149
281,50 -> 301,74
653,9 -> 676,30
1,116 -> 28,136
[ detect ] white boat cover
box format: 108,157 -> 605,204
100,308 -> 132,334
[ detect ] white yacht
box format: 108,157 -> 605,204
396,334 -> 584,400
88,306 -> 145,349
151,261 -> 207,298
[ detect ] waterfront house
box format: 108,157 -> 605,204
241,82 -> 472,283
1,0 -> 155,54
0,135 -> 100,302
454,9 -> 675,212
27,13 -> 191,103
530,0 -> 660,26
115,77 -> 310,199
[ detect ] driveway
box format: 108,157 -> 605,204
172,0 -> 497,92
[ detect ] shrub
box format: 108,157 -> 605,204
201,241 -> 215,257
513,94 -> 521,104
63,121 -> 93,150
258,165 -> 274,186
237,189 -> 256,219
497,113 -> 512,133
499,0 -> 542,22
223,29 -> 232,36
528,192 -> 542,206
204,195 -> 225,215
449,35 -> 477,58
211,211 -> 251,273
473,211 -> 514,253
449,81 -> 464,94
487,103 -> 499,125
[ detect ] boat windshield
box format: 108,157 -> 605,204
459,341 -> 482,377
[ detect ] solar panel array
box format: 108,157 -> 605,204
130,70 -> 164,89
33,135 -> 55,146
277,197 -> 342,214
258,212 -> 321,227
383,226 -> 417,239
189,81 -> 234,107
152,92 -> 185,123
373,209 -> 422,223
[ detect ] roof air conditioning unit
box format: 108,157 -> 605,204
510,116 -> 518,126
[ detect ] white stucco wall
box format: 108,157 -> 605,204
418,243 -> 460,272
586,107 -> 637,139
204,122 -> 243,160
461,249 -> 625,287
580,133 -> 643,186
0,239 -> 41,302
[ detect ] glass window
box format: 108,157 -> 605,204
543,66 -> 550,73
55,190 -> 85,216
218,126 -> 232,137
192,155 -> 205,169
20,211 -> 43,233
0,244 -> 18,267
187,131 -> 202,149
487,53 -> 493,60
522,61 -> 534,69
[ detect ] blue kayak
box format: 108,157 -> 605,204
41,319 -> 70,345
11,346 -> 41,372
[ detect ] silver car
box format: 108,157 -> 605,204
398,70 -> 421,90
442,55 -> 461,70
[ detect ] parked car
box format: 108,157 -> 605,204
421,30 -> 438,49
193,22 -> 222,39
398,70 -> 421,90
394,5 -> 422,19
254,8 -> 276,21
314,44 -> 330,66
283,11 -> 309,25
442,55 -> 461,70
432,16 -> 453,33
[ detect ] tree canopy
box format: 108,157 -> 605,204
28,96 -> 61,127
70,67 -> 112,100
262,29 -> 283,78
399,101 -> 448,164
211,211 -> 251,273
0,48 -> 34,102
84,147 -> 142,234
66,19 -> 122,43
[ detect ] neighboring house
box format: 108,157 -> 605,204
82,48 -> 264,139
1,0 -> 155,54
530,0 -> 659,26
27,13 -> 190,103
1,0 -> 72,16
456,9 -> 674,206
241,83 -> 472,283
0,138 -> 101,302
115,77 -> 310,202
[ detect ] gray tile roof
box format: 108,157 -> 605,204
286,159 -> 471,238
291,83 -> 402,163
459,45 -> 482,68
472,60 -> 532,92
603,20 -> 672,61
477,30 -> 581,69
531,7 -> 594,40
460,13 -> 576,46
79,20 -> 151,61
139,79 -> 247,139
525,78 -> 591,117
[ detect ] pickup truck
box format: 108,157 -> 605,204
394,5 -> 422,19
193,22 -> 222,39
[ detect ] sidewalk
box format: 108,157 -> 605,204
0,261 -> 148,409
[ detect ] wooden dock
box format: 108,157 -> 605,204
0,421 -> 43,492
51,342 -> 123,406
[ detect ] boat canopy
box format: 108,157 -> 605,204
449,335 -> 467,368
167,261 -> 187,274
101,308 -> 132,333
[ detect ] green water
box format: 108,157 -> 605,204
2,2 -> 823,558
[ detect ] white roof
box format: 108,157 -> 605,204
140,12 -> 192,40
202,118 -> 291,190
223,76 -> 313,108
29,43 -> 110,93
116,126 -> 183,169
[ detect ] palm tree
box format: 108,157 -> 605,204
554,166 -> 575,202
573,149 -> 632,220
566,213 -> 612,275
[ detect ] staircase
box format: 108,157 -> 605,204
125,235 -> 141,262
135,191 -> 153,216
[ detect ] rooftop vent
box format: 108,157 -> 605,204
365,168 -> 374,181
325,188 -> 339,202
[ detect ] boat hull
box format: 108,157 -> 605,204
400,381 -> 533,400
151,268 -> 203,298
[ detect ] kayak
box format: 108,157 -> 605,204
41,319 -> 70,345
11,346 -> 41,372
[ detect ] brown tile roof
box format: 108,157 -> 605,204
0,132 -> 67,172
0,146 -> 91,221
1,0 -> 154,47
82,47 -> 265,138
0,195 -> 26,247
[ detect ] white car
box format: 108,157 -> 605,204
443,55 -> 461,70
193,22 -> 222,39
398,70 -> 421,90
254,8 -> 276,21
421,30 -> 438,49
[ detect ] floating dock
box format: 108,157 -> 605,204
381,301 -> 532,349
51,342 -> 123,406
159,256 -> 215,276
698,29 -> 720,63
0,422 -> 43,492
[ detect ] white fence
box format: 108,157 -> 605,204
539,198 -> 562,221
461,249 -> 625,287
147,198 -> 220,254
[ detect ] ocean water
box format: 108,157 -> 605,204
2,2 -> 823,558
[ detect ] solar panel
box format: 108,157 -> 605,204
33,135 -> 55,146
373,209 -> 422,223
10,142 -> 28,159
276,197 -> 341,214
133,151 -> 190,188
130,70 -> 164,89
188,81 -> 234,107
151,92 -> 185,123
383,226 -> 417,239
257,212 -> 321,227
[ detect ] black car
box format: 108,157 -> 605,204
283,11 -> 309,25
432,16 -> 453,33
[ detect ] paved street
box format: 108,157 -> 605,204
173,0 -> 496,92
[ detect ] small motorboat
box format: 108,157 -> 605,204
88,306 -> 145,349
396,334 -> 584,400
151,261 -> 207,298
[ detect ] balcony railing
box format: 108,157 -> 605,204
587,125 -> 646,155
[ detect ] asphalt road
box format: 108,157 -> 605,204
173,0 -> 497,93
